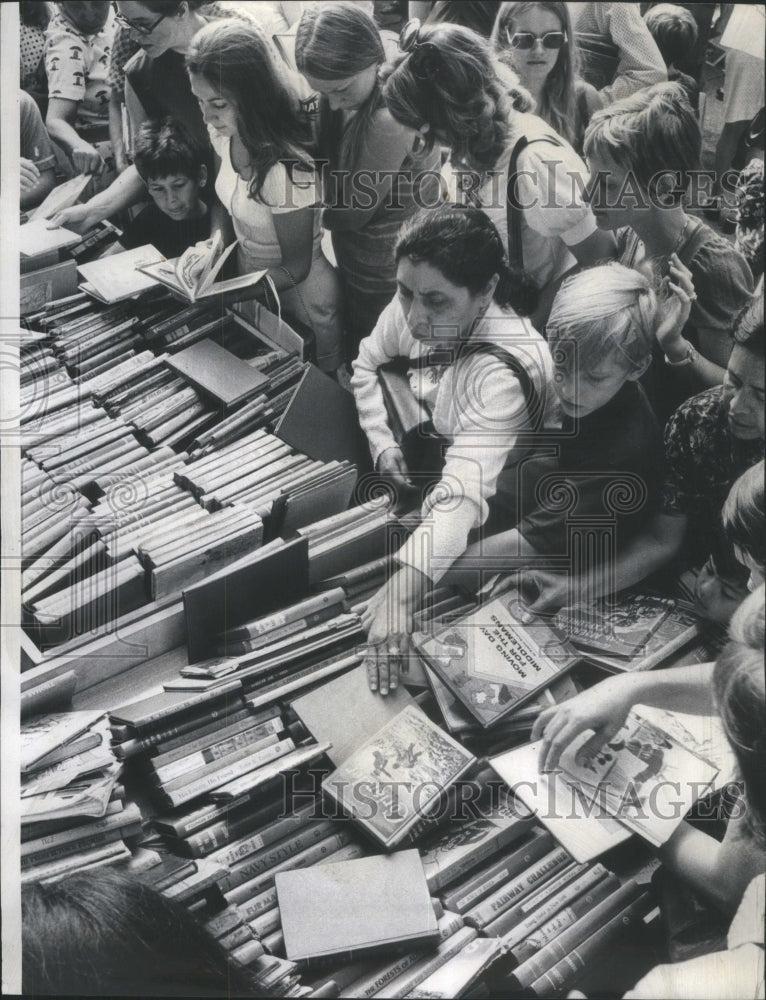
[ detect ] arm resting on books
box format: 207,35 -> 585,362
523,511 -> 688,614
531,662 -> 716,773
658,810 -> 766,916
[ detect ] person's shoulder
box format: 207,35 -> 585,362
669,386 -> 726,435
124,45 -> 149,80
688,222 -> 754,280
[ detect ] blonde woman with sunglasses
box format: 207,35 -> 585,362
381,19 -> 616,329
490,1 -> 603,154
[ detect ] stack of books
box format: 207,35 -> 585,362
21,709 -> 142,883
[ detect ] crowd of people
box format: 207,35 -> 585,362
18,1 -> 765,997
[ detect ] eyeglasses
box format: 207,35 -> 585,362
399,18 -> 440,80
506,29 -> 567,50
112,4 -> 166,36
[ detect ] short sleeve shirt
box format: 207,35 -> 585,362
107,24 -> 140,96
446,112 -> 598,291
661,386 -> 763,572
44,7 -> 115,123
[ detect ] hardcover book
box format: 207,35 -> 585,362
77,244 -> 166,303
554,591 -> 675,658
138,232 -> 266,302
322,705 -> 476,849
414,593 -> 578,728
275,850 -> 439,963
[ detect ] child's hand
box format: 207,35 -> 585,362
655,253 -> 697,359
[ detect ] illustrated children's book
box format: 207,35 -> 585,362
138,231 -> 266,302
414,592 -> 578,728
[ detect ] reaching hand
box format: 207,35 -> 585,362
530,674 -> 635,773
377,446 -> 414,490
48,202 -> 102,234
70,143 -> 106,176
360,572 -> 418,695
518,568 -> 570,614
20,158 -> 41,193
655,253 -> 696,357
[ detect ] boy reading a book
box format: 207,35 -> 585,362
118,117 -> 211,260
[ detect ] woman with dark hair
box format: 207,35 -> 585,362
380,18 -> 616,328
295,1 -> 441,356
490,1 -> 602,153
22,869 -> 263,996
48,2 -> 297,233
352,205 -> 559,694
185,20 -> 342,373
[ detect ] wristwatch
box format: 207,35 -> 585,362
665,341 -> 699,367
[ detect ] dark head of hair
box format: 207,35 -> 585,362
713,585 -> 766,845
584,81 -> 701,200
722,461 -> 766,573
133,117 -> 205,183
22,869 -> 262,997
380,22 -> 514,174
491,2 -> 579,147
21,1 -> 51,29
295,2 -> 385,170
732,280 -> 765,357
394,205 -> 538,316
186,19 -> 313,200
643,4 -> 698,69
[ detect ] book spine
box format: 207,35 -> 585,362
506,873 -> 620,963
161,739 -> 295,808
222,820 -> 338,897
439,830 -> 553,912
112,703 -> 251,759
239,885 -> 278,922
21,802 -> 142,856
20,841 -> 131,883
231,938 -> 266,966
154,733 -> 281,789
150,713 -> 280,769
232,832 -> 354,919
429,820 -> 541,902
509,880 -> 643,990
152,794 -> 253,839
463,847 -> 571,929
219,924 -> 256,950
229,589 -> 346,640
21,824 -> 141,868
527,892 -> 652,997
249,907 -> 282,940
222,606 -> 344,655
111,679 -> 242,731
204,905 -> 243,939
339,912 -> 464,999
207,804 -> 315,868
376,927 -> 479,1000
481,862 -> 588,938
156,704 -> 279,754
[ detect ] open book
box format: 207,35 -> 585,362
138,231 -> 266,302
27,173 -> 92,222
491,706 -> 721,861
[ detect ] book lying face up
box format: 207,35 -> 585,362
275,850 -> 440,963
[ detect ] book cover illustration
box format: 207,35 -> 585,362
415,593 -> 577,728
323,705 -> 475,848
559,709 -> 720,847
555,592 -> 674,658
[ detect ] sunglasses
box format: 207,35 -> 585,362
112,3 -> 166,36
399,18 -> 440,80
506,29 -> 567,50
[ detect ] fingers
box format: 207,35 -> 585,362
363,643 -> 401,696
531,705 -> 556,744
365,648 -> 380,693
540,718 -> 582,774
573,727 -> 614,768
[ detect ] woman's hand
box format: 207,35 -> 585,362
518,568 -> 570,614
360,569 -> 422,695
377,446 -> 414,490
655,253 -> 696,359
531,674 -> 636,773
20,158 -> 41,194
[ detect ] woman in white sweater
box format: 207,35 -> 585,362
351,205 -> 559,694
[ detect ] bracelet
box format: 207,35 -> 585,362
664,341 -> 699,367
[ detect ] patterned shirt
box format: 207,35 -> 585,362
44,6 -> 116,123
661,386 -> 763,573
